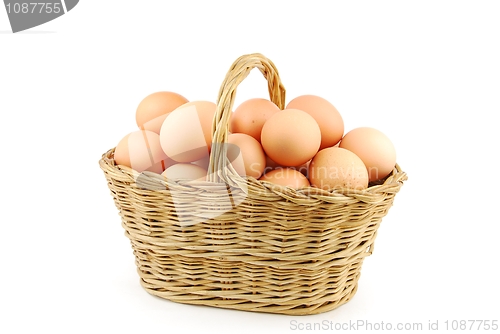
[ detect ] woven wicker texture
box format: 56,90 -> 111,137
99,53 -> 407,315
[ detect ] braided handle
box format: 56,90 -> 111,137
208,53 -> 286,184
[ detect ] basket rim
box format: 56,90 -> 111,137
99,148 -> 407,203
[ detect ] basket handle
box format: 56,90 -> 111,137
208,53 -> 286,184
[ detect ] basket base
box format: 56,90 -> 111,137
138,275 -> 359,316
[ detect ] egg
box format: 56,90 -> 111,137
339,127 -> 396,182
259,167 -> 310,189
159,101 -> 216,163
136,91 -> 189,134
227,133 -> 266,179
114,130 -> 173,173
286,94 -> 344,149
261,108 -> 321,167
309,147 -> 368,191
162,163 -> 207,181
230,98 -> 280,142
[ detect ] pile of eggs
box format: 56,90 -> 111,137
114,91 -> 397,191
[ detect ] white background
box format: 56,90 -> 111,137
1,1 -> 499,333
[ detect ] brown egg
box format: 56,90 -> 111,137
227,133 -> 266,179
230,98 -> 280,142
309,147 -> 368,191
339,127 -> 396,182
259,167 -> 310,189
136,91 -> 189,134
162,163 -> 207,181
114,130 -> 173,173
261,109 -> 321,167
159,101 -> 216,163
286,94 -> 344,149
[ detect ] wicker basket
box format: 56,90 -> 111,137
99,53 -> 407,315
